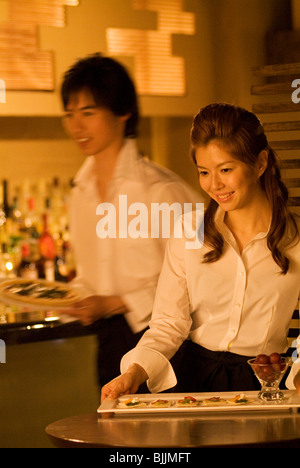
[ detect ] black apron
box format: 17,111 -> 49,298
172,340 -> 261,393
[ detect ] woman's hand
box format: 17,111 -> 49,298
101,364 -> 149,402
294,369 -> 300,394
64,295 -> 127,326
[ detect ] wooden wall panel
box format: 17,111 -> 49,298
0,0 -> 79,90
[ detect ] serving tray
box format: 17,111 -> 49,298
0,278 -> 81,311
97,390 -> 300,414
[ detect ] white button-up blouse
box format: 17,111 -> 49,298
121,208 -> 300,392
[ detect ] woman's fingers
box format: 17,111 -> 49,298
101,375 -> 132,402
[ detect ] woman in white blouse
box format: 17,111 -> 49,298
101,103 -> 300,399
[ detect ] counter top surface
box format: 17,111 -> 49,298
0,308 -> 96,344
45,405 -> 300,448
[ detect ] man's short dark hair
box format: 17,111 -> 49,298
61,53 -> 139,138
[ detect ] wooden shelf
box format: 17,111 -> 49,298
252,62 -> 300,76
251,62 -> 300,207
252,102 -> 300,114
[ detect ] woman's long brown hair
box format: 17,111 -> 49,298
190,103 -> 299,274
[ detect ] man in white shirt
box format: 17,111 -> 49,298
61,53 -> 203,389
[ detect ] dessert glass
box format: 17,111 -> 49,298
248,357 -> 291,401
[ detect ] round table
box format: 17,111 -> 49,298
46,409 -> 300,448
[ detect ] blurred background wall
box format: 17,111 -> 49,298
0,0 -> 292,192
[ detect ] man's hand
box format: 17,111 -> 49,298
101,364 -> 148,402
65,295 -> 127,326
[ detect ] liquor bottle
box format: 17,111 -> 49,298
35,178 -> 47,217
18,179 -> 31,224
22,197 -> 39,239
11,197 -> 23,232
0,243 -> 12,278
43,197 -> 55,240
18,241 -> 39,279
50,177 -> 63,237
37,213 -> 56,281
63,238 -> 76,281
2,180 -> 10,219
54,234 -> 69,282
0,184 -> 6,229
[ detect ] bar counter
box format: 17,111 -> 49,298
0,309 -> 96,345
46,393 -> 300,448
46,411 -> 300,448
0,306 -> 100,448
2,306 -> 299,448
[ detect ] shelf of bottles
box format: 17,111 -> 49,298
0,177 -> 76,284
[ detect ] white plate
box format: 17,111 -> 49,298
0,278 -> 80,310
97,391 -> 300,414
0,293 -> 74,311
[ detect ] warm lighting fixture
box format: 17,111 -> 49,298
0,0 -> 79,90
106,0 -> 195,96
5,261 -> 13,271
